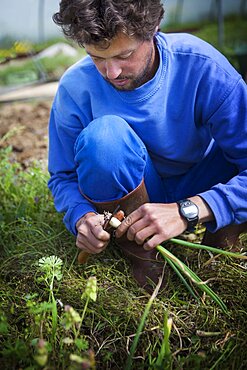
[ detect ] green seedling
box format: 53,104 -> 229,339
80,276 -> 97,335
37,255 -> 63,343
61,277 -> 97,368
154,311 -> 173,369
61,305 -> 89,354
33,339 -> 49,367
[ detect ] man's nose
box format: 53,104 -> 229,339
105,59 -> 122,79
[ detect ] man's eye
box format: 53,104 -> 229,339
118,52 -> 132,60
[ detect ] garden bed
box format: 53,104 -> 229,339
0,100 -> 51,167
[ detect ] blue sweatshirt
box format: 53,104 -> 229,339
48,32 -> 247,235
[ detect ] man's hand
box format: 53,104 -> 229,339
115,196 -> 214,250
76,212 -> 111,254
115,203 -> 187,250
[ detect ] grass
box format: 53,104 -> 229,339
0,146 -> 247,369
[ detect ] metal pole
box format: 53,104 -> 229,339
38,0 -> 45,43
240,0 -> 247,15
175,0 -> 184,24
35,0 -> 47,81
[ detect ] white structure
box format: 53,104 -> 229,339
0,0 -> 245,43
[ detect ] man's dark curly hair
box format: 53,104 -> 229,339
53,0 -> 164,47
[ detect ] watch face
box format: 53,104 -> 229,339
183,204 -> 198,218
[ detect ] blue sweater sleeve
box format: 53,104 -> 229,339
48,87 -> 97,235
198,78 -> 247,231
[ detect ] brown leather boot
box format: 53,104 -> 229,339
88,179 -> 166,293
202,222 -> 247,249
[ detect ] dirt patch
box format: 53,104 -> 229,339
0,99 -> 52,168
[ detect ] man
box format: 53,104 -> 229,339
49,0 -> 247,291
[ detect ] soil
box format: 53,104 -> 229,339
0,99 -> 52,168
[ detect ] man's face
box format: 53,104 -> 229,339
84,33 -> 158,91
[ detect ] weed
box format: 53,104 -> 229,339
36,255 -> 63,344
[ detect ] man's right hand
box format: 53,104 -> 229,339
76,212 -> 111,254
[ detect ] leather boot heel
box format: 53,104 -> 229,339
202,221 -> 247,249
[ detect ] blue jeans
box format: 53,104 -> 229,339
74,115 -> 237,203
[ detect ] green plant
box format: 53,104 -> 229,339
61,276 -> 97,344
0,311 -> 9,335
157,244 -> 228,313
24,258 -> 97,368
37,255 -> 63,343
60,277 -> 97,370
154,312 -> 173,369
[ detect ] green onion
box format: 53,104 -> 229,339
170,238 -> 247,260
156,244 -> 228,314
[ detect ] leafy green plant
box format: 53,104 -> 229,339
37,255 -> 63,343
60,277 -> 97,369
0,146 -> 52,223
0,311 -> 9,335
24,258 -> 97,368
61,276 -> 97,344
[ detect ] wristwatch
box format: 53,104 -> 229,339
177,199 -> 199,232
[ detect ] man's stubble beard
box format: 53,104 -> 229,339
106,46 -> 155,91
